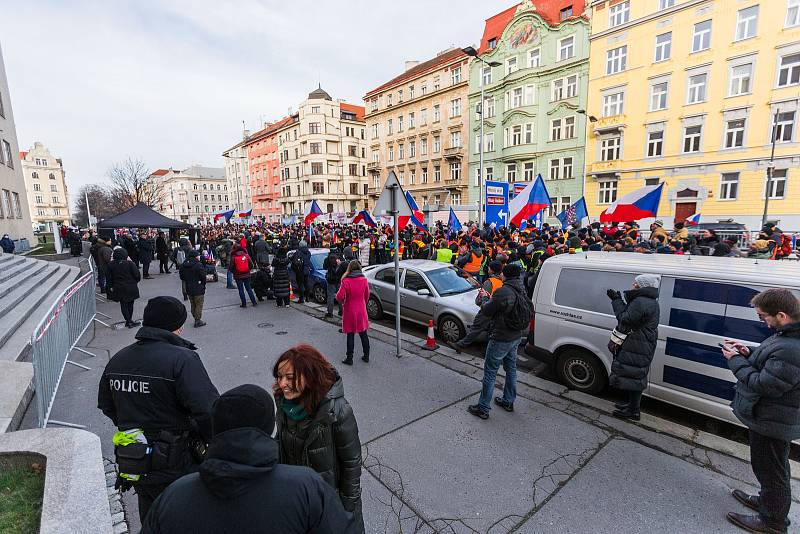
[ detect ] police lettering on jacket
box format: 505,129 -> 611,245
108,376 -> 151,394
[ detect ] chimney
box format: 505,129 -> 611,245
242,129 -> 251,140
405,60 -> 420,71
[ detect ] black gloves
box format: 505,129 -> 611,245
606,289 -> 622,300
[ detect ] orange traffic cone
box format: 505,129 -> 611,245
422,319 -> 439,350
289,282 -> 295,302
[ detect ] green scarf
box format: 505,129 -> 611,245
281,398 -> 309,421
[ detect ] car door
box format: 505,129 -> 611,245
372,266 -> 402,310
400,269 -> 435,323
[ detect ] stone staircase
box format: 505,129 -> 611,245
0,251 -> 80,432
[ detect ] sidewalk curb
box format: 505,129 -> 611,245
293,301 -> 800,482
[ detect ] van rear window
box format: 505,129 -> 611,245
554,268 -> 636,315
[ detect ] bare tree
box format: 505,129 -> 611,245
72,184 -> 116,226
106,157 -> 164,213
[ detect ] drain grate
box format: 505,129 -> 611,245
257,322 -> 274,328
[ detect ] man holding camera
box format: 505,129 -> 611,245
722,288 -> 800,534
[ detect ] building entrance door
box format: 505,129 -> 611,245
674,202 -> 697,225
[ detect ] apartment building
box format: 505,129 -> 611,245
277,87 -> 368,216
364,48 -> 470,209
244,117 -> 293,222
20,142 -> 71,229
222,135 -> 251,214
154,165 -> 228,225
0,43 -> 34,242
469,0 -> 589,222
584,0 -> 800,229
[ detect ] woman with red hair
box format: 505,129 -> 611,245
273,344 -> 364,533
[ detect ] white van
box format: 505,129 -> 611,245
526,251 -> 800,429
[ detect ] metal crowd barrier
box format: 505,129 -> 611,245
30,256 -> 109,428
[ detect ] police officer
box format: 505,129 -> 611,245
98,295 -> 219,523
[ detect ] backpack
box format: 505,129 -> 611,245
176,249 -> 186,265
233,253 -> 250,275
291,253 -> 306,274
778,234 -> 793,258
504,286 -> 533,331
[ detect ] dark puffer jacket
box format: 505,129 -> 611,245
609,286 -> 660,392
728,322 -> 800,441
107,248 -> 141,303
271,255 -> 291,298
141,427 -> 356,534
275,377 -> 363,534
481,276 -> 528,342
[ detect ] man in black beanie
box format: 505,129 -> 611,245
98,295 -> 219,523
141,385 -> 355,534
468,263 -> 531,419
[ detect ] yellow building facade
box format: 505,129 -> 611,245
584,0 -> 800,231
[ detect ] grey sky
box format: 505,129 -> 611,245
1,0 -> 512,208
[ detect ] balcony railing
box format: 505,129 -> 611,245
587,160 -> 622,173
367,161 -> 380,171
444,147 -> 464,159
593,114 -> 626,134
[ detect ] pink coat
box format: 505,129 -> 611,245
336,273 -> 370,334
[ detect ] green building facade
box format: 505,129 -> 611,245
468,5 -> 589,224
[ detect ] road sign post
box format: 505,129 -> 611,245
484,181 -> 509,228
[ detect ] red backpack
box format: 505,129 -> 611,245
233,253 -> 250,274
778,234 -> 793,258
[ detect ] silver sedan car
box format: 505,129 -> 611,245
363,260 -> 481,343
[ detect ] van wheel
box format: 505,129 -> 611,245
367,296 -> 383,320
556,349 -> 607,394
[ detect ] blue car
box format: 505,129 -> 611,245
288,248 -> 329,304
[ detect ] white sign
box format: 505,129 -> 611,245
372,171 -> 413,217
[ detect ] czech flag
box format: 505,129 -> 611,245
509,174 -> 551,227
352,210 -> 377,227
214,209 -> 234,222
599,183 -> 664,223
238,209 -> 252,218
447,207 -> 462,237
303,200 -> 323,225
399,192 -> 426,231
686,213 -> 701,226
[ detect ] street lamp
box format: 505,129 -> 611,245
575,109 -> 598,197
463,46 -> 501,229
761,108 -> 781,229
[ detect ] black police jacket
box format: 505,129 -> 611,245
98,327 -> 219,444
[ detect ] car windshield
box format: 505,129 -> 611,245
310,254 -> 326,270
426,267 -> 479,296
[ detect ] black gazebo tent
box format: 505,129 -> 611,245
97,202 -> 191,229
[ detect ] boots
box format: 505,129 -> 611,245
362,354 -> 369,363
342,356 -> 353,366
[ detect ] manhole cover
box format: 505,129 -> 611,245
275,331 -> 288,335
257,322 -> 274,328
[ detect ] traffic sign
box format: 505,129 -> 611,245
372,170 -> 413,217
485,180 -> 509,228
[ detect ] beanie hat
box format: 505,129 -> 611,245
212,384 -> 275,435
568,236 -> 581,248
142,296 -> 187,332
653,220 -> 664,227
488,260 -> 503,273
634,274 -> 660,289
187,249 -> 200,258
503,263 -> 521,279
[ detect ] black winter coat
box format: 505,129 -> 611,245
275,377 -> 364,534
179,257 -> 207,296
156,236 -> 169,260
107,258 -> 141,302
728,322 -> 800,441
271,256 -> 291,298
481,277 -> 528,342
141,427 -> 355,534
254,239 -> 270,266
137,238 -> 155,263
609,286 -> 660,392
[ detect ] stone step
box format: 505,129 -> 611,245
0,259 -> 50,300
0,257 -> 35,283
0,265 -> 75,360
0,253 -> 15,265
0,263 -> 60,321
0,361 -> 33,432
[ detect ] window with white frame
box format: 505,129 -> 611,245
409,170 -> 415,185
563,157 -> 574,179
388,146 -> 394,161
609,1 -> 630,27
507,164 -> 517,182
450,98 -> 461,117
687,72 -> 708,104
735,5 -> 759,41
647,129 -> 664,157
482,65 -> 492,86
564,116 -> 576,138
524,123 -> 534,144
683,125 -> 702,152
474,134 -> 481,154
659,0 -> 675,9
551,119 -> 563,141
529,48 -> 541,68
512,125 -> 522,145
485,166 -> 493,181
410,140 -> 416,157
598,180 -> 617,204
506,56 -> 518,76
434,166 -> 441,181
692,20 -> 712,52
601,136 -> 621,161
398,116 -> 404,131
433,105 -> 441,122
420,138 -> 428,155
452,193 -> 461,205
654,32 -> 672,62
777,53 -> 800,87
719,172 -> 739,200
773,111 -> 796,143
421,168 -> 428,184
512,87 -> 523,108
788,0 -> 800,27
485,132 -> 495,152
398,143 -> 404,159
602,91 -> 624,116
559,36 -> 574,61
524,84 -> 535,105
606,46 -> 627,75
729,62 -> 753,96
552,78 -> 565,101
766,169 -> 787,199
724,118 -> 746,148
549,159 -> 560,180
451,67 -> 462,84
650,81 -> 668,111
409,112 -> 415,128
420,108 -> 427,124
450,131 -> 461,148
387,119 -> 393,135
433,136 -> 441,152
524,162 -> 535,181
566,75 -> 577,97
484,97 -> 495,118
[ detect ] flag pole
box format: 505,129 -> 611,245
389,182 -> 402,358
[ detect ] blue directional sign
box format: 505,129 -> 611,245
485,180 -> 509,228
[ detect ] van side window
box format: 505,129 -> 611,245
554,268 -> 636,314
